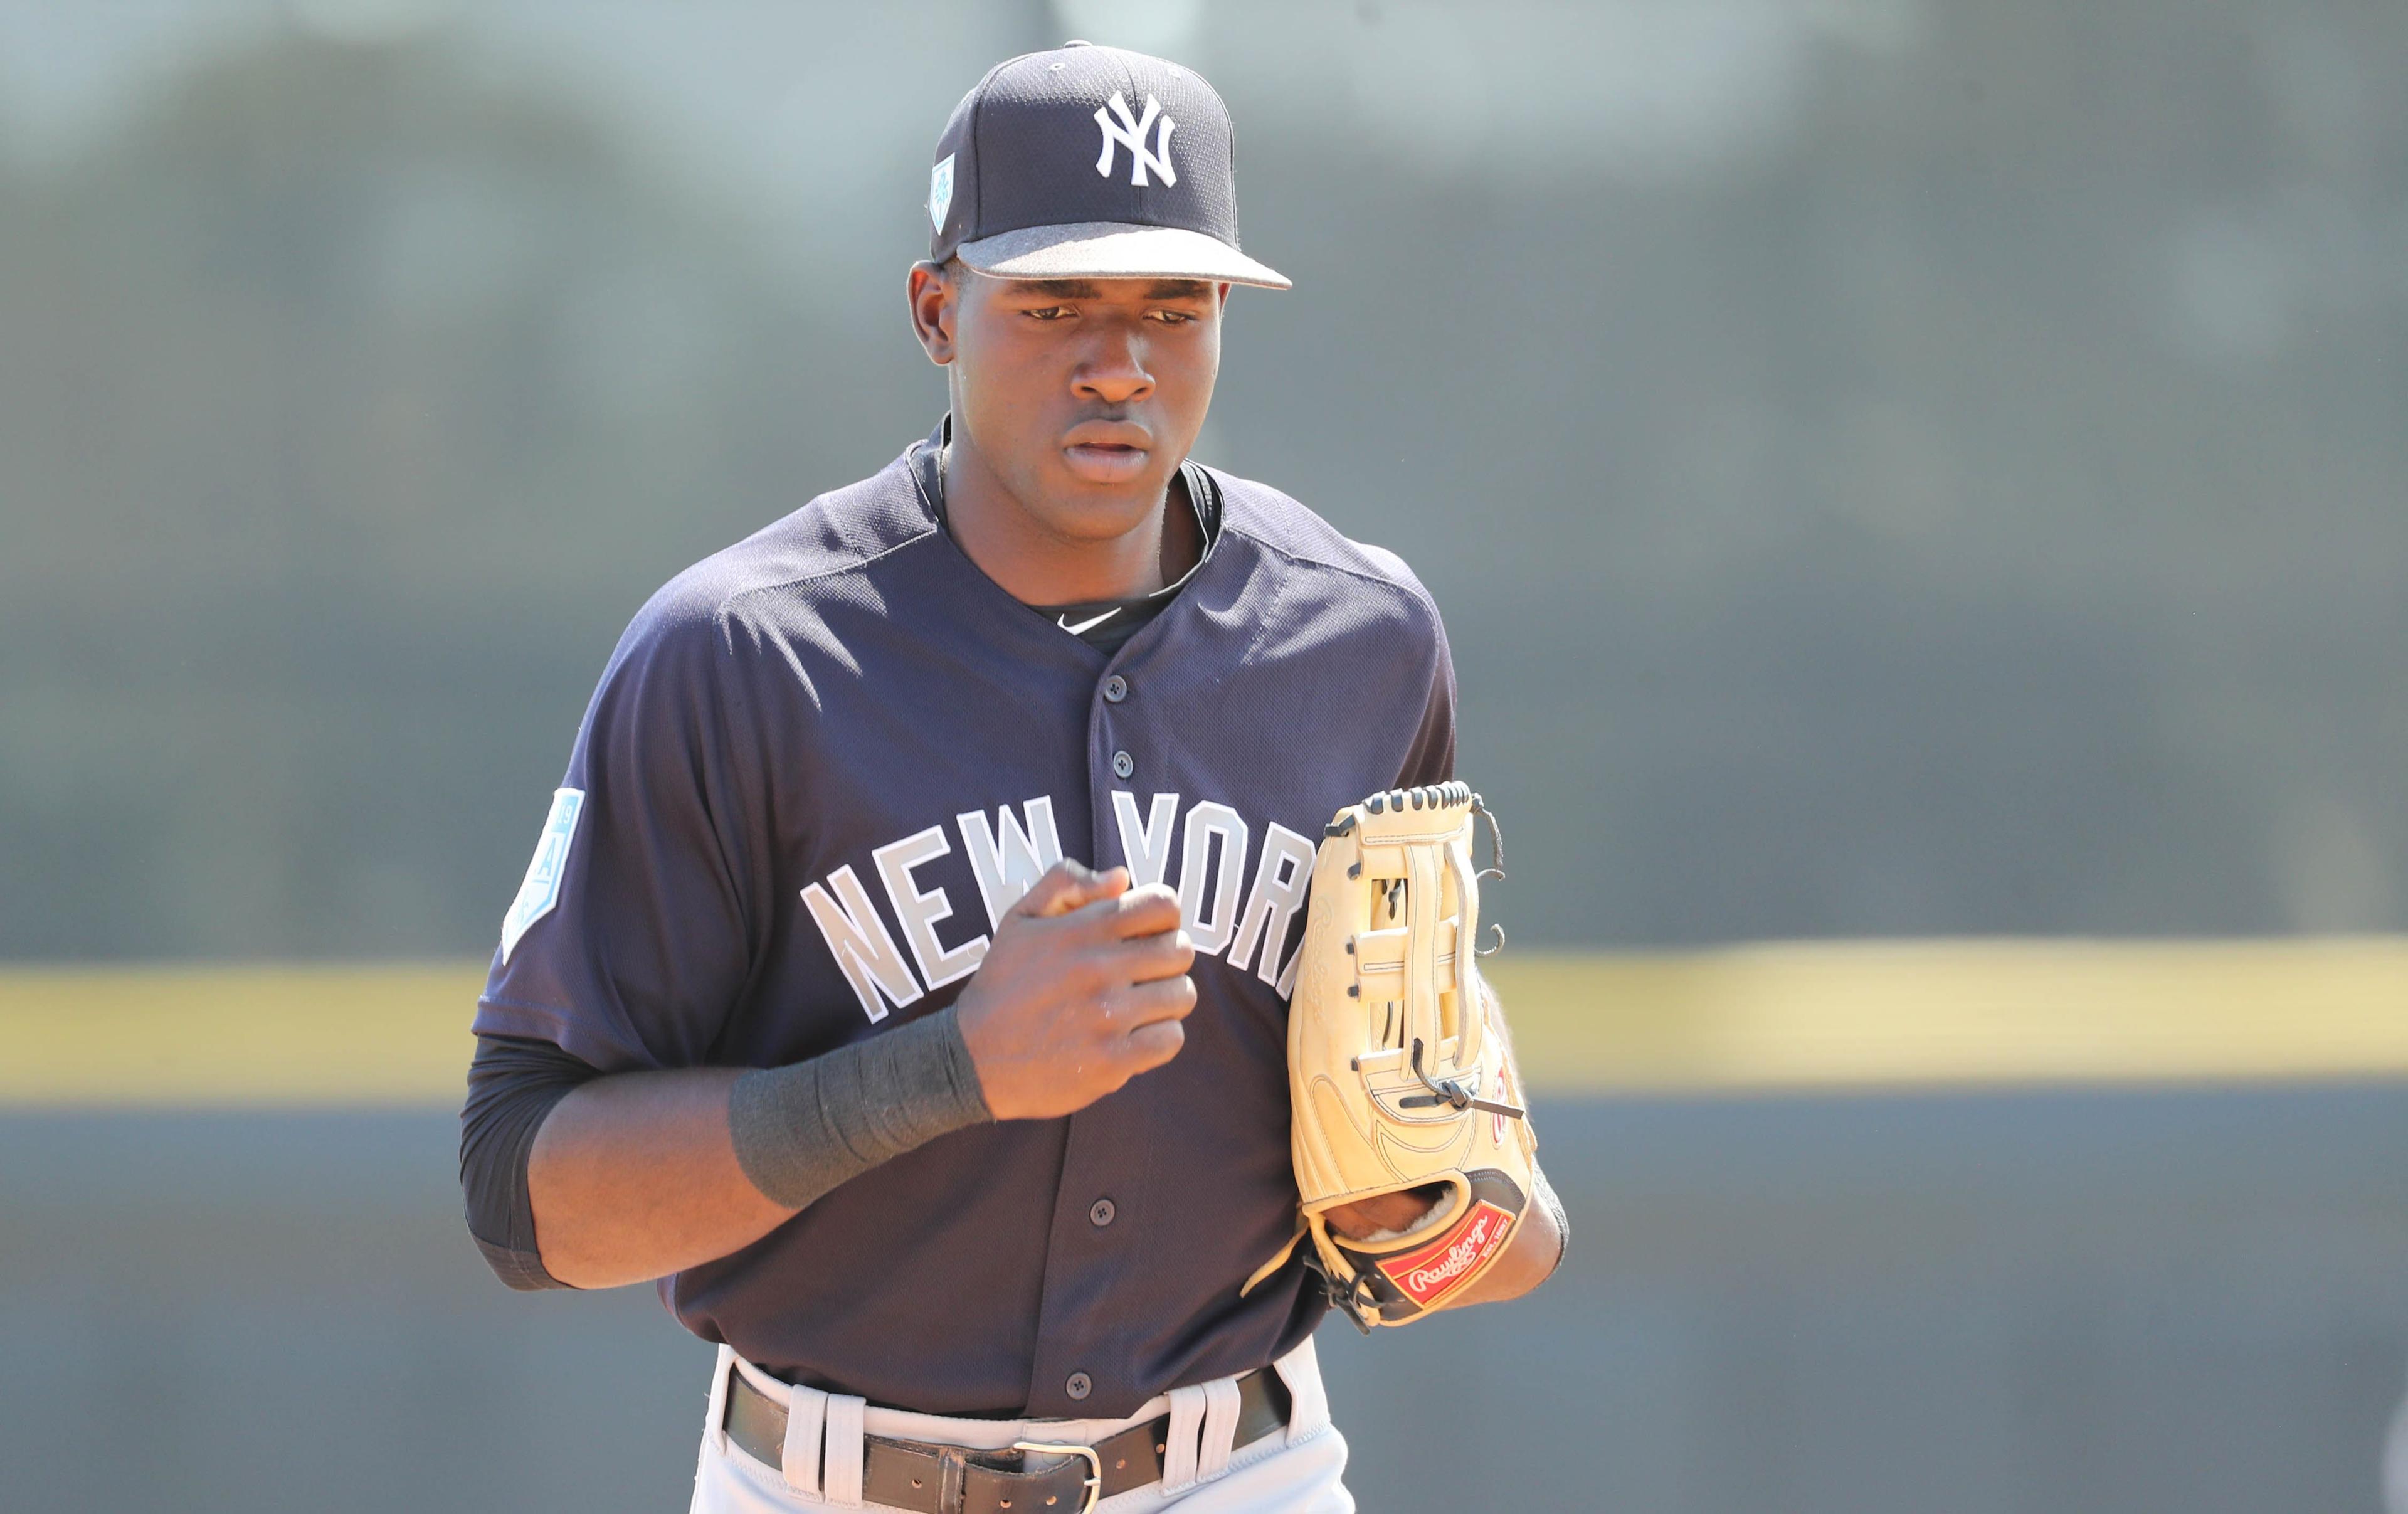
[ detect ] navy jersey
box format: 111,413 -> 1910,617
475,423 -> 1455,1419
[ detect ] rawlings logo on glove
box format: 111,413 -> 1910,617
1384,1198 -> 1517,1306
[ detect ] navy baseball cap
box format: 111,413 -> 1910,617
927,41 -> 1289,290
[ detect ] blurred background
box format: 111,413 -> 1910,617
2,1 -> 2404,1510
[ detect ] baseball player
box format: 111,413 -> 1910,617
460,41 -> 1566,1513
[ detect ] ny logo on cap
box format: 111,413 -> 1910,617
1093,92 -> 1177,188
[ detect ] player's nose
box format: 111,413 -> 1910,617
1072,326 -> 1154,406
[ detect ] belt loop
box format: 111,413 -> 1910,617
1273,1337 -> 1330,1444
937,1447 -> 968,1514
704,1345 -> 736,1456
782,1377 -> 829,1496
820,1392 -> 867,1506
1159,1382 -> 1208,1494
1195,1376 -> 1243,1482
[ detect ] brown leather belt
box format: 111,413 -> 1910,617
722,1366 -> 1290,1514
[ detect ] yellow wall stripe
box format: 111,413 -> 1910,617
1488,938 -> 2408,1092
0,965 -> 482,1108
1,940 -> 2404,1107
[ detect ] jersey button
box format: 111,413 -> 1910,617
1089,1197 -> 1117,1227
1102,675 -> 1128,704
1065,1372 -> 1094,1401
1111,750 -> 1134,779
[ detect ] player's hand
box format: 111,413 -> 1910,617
1323,1188 -> 1440,1241
954,859 -> 1197,1121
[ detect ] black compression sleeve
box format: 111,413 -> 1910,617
459,1034 -> 599,1291
726,1006 -> 992,1210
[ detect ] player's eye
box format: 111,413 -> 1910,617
1148,309 -> 1198,326
1023,305 -> 1073,321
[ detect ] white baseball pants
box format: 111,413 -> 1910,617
687,1338 -> 1353,1514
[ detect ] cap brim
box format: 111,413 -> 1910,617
956,222 -> 1291,290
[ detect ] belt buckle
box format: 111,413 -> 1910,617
1010,1439 -> 1102,1514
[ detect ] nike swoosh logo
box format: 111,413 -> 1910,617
1058,609 -> 1119,635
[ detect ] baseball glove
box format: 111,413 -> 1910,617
1247,781 -> 1536,1329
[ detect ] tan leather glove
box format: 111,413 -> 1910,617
1251,781 -> 1536,1329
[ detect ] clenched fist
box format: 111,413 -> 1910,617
954,860 -> 1197,1121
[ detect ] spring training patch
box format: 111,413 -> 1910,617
500,787 -> 584,964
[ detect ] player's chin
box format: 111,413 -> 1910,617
1040,457 -> 1175,531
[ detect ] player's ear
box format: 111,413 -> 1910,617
907,260 -> 960,366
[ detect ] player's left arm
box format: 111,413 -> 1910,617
1314,596 -> 1569,1313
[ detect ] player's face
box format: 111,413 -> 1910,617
932,269 -> 1226,537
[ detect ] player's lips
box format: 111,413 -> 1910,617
1060,421 -> 1153,484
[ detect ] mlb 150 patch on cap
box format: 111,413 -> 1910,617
927,41 -> 1289,290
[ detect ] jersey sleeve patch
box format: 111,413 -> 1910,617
500,787 -> 585,965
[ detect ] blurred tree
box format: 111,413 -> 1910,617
0,31 -> 930,956
0,5 -> 2402,958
